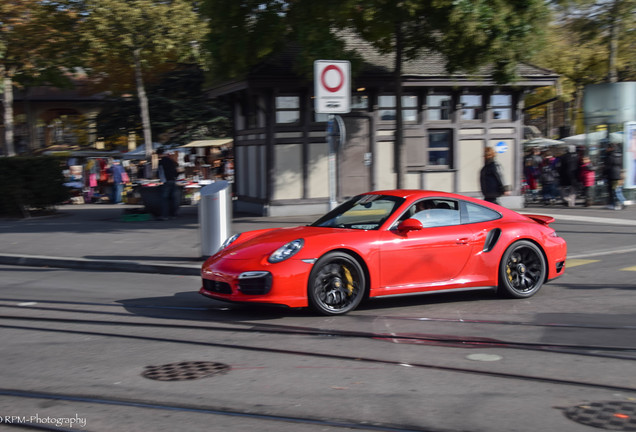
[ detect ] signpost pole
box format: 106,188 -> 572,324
314,60 -> 351,211
327,116 -> 337,210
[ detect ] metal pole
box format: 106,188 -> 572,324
327,116 -> 337,210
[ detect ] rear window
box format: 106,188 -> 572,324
464,202 -> 501,223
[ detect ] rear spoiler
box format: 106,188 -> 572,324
524,214 -> 555,225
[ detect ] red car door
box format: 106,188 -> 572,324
377,224 -> 477,295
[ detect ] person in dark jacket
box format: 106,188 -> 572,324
559,145 -> 579,207
157,148 -> 180,220
106,159 -> 126,204
540,151 -> 559,205
604,143 -> 623,210
480,147 -> 506,204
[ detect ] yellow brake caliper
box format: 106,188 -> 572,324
343,266 -> 354,296
507,256 -> 517,282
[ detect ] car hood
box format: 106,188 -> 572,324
215,226 -> 362,260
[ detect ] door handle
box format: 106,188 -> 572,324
456,238 -> 469,245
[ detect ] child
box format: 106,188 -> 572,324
579,157 -> 595,207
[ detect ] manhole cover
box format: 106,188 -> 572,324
564,401 -> 636,431
142,361 -> 230,381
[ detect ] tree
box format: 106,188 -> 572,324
96,66 -> 231,146
0,0 -> 81,156
550,0 -> 636,83
80,0 -> 208,160
202,0 -> 551,187
529,0 -> 636,133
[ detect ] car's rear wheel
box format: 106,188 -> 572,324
308,252 -> 365,315
498,240 -> 546,298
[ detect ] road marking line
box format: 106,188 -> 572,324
621,266 -> 636,272
569,246 -> 636,259
566,259 -> 599,268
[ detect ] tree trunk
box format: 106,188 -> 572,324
23,87 -> 38,153
133,48 -> 153,161
607,0 -> 620,83
394,24 -> 405,189
1,66 -> 16,156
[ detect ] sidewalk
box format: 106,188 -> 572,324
0,202 -> 634,276
0,204 -> 321,276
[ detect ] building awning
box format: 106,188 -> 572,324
180,139 -> 233,148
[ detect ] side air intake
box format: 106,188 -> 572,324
483,228 -> 501,252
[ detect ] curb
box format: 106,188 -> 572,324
0,254 -> 200,276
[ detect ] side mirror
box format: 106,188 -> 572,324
397,218 -> 423,233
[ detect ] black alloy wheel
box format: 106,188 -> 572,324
308,252 -> 366,315
498,240 -> 547,298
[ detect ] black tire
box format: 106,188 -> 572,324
307,252 -> 366,315
497,240 -> 546,298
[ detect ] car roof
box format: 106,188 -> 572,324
364,189 -> 466,200
364,189 -> 518,221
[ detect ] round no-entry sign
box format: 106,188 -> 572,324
314,60 -> 350,114
321,65 -> 345,93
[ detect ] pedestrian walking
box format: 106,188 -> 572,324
523,147 -> 542,203
106,159 -> 126,204
559,145 -> 579,207
604,143 -> 623,210
540,151 -> 559,205
480,147 -> 506,204
157,148 -> 180,220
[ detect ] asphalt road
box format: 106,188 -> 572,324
1,216 -> 636,432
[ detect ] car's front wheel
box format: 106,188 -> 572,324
498,240 -> 546,298
308,252 -> 365,315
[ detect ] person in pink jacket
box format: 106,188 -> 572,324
579,156 -> 595,207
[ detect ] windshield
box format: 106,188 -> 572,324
311,195 -> 405,230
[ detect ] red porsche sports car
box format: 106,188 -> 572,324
200,190 -> 567,315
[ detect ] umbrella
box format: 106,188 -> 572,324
523,138 -> 565,147
561,131 -> 623,146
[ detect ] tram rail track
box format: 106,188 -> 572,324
2,292 -> 636,432
0,388 -> 439,432
1,314 -> 636,394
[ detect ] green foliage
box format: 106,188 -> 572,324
81,0 -> 208,67
201,0 -> 550,84
1,0 -> 84,156
436,0 -> 550,82
0,0 -> 82,83
0,157 -> 70,216
541,0 -> 636,83
201,0 -> 287,81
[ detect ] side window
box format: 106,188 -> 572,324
464,202 -> 501,223
410,199 -> 460,227
491,94 -> 512,120
427,94 -> 452,121
276,96 -> 300,124
460,94 -> 483,120
428,129 -> 453,167
378,94 -> 418,122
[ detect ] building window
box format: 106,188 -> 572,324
428,129 -> 453,167
276,96 -> 300,124
460,94 -> 483,120
378,94 -> 418,122
491,94 -> 512,120
245,94 -> 262,129
352,94 -> 369,110
427,94 -> 452,120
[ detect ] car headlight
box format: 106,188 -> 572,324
268,239 -> 304,263
219,233 -> 241,251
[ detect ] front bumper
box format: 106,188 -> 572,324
200,257 -> 312,307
